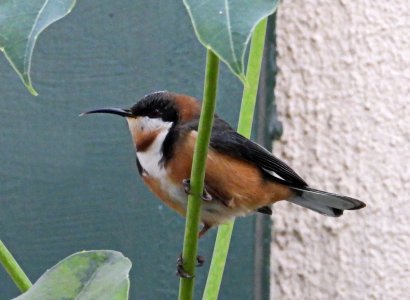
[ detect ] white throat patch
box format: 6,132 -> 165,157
126,116 -> 173,179
126,116 -> 172,134
127,116 -> 186,206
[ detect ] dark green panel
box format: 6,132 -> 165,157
0,1 -> 261,299
254,14 -> 278,300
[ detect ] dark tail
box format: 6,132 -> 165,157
288,186 -> 366,217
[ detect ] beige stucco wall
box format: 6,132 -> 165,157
271,1 -> 409,299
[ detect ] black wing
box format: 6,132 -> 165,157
183,117 -> 307,187
184,117 -> 366,216
208,118 -> 308,187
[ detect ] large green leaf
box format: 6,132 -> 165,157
13,250 -> 131,300
0,0 -> 76,95
183,0 -> 278,82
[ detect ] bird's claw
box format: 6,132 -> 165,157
182,179 -> 191,195
182,179 -> 212,201
176,254 -> 205,278
201,192 -> 212,201
176,255 -> 193,278
196,255 -> 205,267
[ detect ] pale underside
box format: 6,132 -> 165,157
135,126 -> 254,226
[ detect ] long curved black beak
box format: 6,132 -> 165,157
80,108 -> 134,117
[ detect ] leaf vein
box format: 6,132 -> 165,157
224,0 -> 239,71
24,0 -> 50,70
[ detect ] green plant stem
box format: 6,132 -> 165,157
237,19 -> 268,137
0,240 -> 32,293
178,49 -> 220,300
202,18 -> 268,300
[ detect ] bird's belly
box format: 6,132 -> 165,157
137,150 -> 253,225
200,201 -> 253,226
142,172 -> 250,226
160,177 -> 188,207
136,142 -> 189,215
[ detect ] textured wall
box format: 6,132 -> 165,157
271,1 -> 409,299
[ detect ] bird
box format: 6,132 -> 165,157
82,91 -> 366,237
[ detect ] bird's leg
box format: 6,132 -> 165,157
198,223 -> 211,238
182,179 -> 212,201
176,254 -> 206,278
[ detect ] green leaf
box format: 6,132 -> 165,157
183,0 -> 278,82
0,0 -> 77,95
13,250 -> 131,300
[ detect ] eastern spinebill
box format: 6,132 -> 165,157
82,91 -> 366,237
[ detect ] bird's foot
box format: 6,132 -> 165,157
196,255 -> 205,267
182,179 -> 212,201
176,254 -> 205,278
182,179 -> 191,195
176,255 -> 192,278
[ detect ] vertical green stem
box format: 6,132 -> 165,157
178,49 -> 220,300
202,18 -> 268,300
237,18 -> 268,137
0,240 -> 32,293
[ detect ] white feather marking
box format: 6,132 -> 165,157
128,117 -> 188,207
126,116 -> 172,133
136,129 -> 168,178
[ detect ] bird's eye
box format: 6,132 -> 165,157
149,109 -> 161,118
